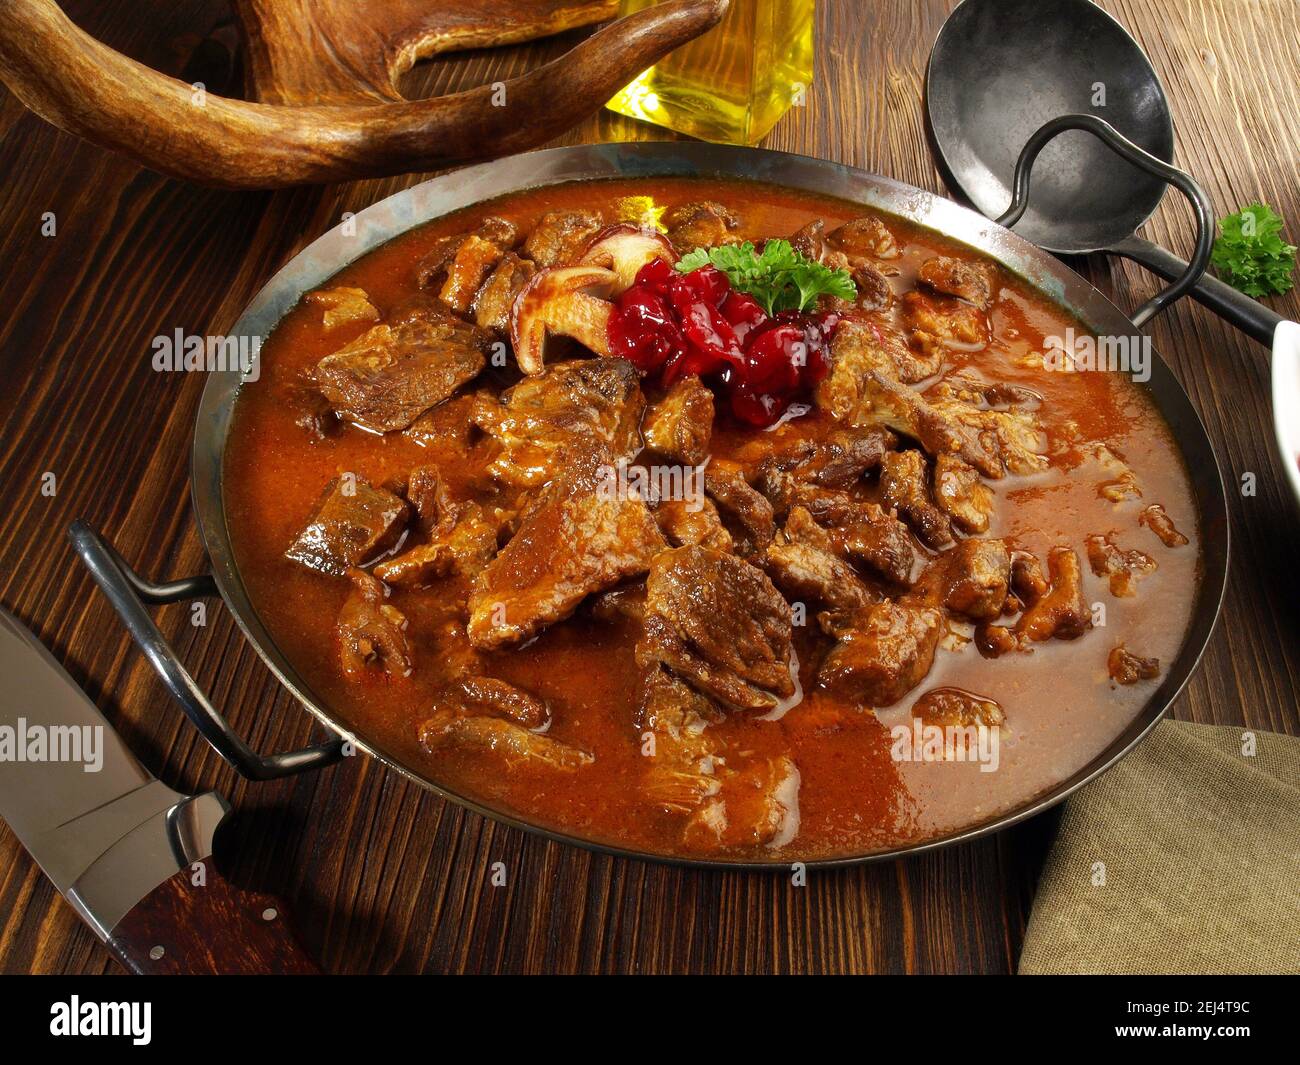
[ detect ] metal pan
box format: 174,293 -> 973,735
69,142 -> 1230,869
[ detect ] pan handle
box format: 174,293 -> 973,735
996,113 -> 1213,329
68,520 -> 345,781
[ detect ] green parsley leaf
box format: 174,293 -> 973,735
1211,203 -> 1296,297
674,239 -> 857,314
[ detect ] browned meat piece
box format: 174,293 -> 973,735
705,461 -> 776,556
590,581 -> 648,624
881,449 -> 954,549
523,209 -> 603,267
418,711 -> 593,771
655,496 -> 733,551
912,687 -> 1005,728
929,370 -> 1043,411
288,380 -> 339,440
314,309 -> 489,432
1010,549 -> 1050,605
664,200 -> 738,252
642,376 -> 714,465
638,546 -> 795,711
1108,646 -> 1160,685
683,754 -> 802,851
902,289 -> 990,351
285,477 -> 409,577
337,568 -> 411,679
817,318 -> 1043,477
305,286 -> 380,330
765,506 -> 874,611
1085,533 -> 1157,597
817,601 -> 943,706
850,261 -> 894,311
1016,547 -> 1091,642
373,502 -> 498,585
1140,503 -> 1189,547
474,358 -> 644,488
636,666 -> 724,812
933,452 -> 993,534
415,217 -> 517,288
1082,443 -> 1142,502
916,538 -> 1010,620
473,251 -> 536,334
829,503 -> 916,585
917,255 -> 993,308
974,622 -> 1020,659
757,426 -> 896,495
402,464 -> 454,536
403,390 -> 484,450
827,216 -> 899,259
467,452 -> 665,649
438,235 -> 505,314
444,675 -> 550,729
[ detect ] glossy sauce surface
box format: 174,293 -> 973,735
223,178 -> 1200,860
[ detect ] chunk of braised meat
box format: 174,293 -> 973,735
1010,548 -> 1049,605
817,601 -> 943,706
917,255 -> 993,308
285,476 -> 409,577
881,449 -> 954,549
373,502 -> 499,586
1085,533 -> 1157,597
636,666 -> 724,812
642,376 -> 714,466
901,289 -> 990,353
419,712 -> 593,771
523,209 -> 603,268
313,308 -> 489,432
589,581 -> 648,624
415,217 -> 517,288
655,496 -> 733,551
1139,503 -> 1189,547
1016,547 -> 1090,641
288,380 -> 340,441
473,357 -> 644,488
929,370 -> 1043,411
788,218 -> 829,262
826,216 -> 899,260
474,251 -> 537,334
443,675 -> 551,729
765,506 -> 875,611
467,450 -> 665,649
305,286 -> 380,330
933,452 -> 993,534
754,426 -> 896,495
438,235 -> 506,314
1081,443 -> 1142,502
850,262 -> 895,312
638,546 -> 795,712
664,200 -> 738,252
403,390 -> 485,450
914,538 -> 1011,620
705,461 -> 776,556
912,687 -> 1006,729
337,568 -> 411,679
818,319 -> 1045,478
1108,646 -> 1160,686
402,464 -> 455,536
683,754 -> 802,851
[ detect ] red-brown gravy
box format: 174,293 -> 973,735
223,177 -> 1200,861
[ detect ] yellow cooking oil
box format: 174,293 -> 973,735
606,0 -> 816,145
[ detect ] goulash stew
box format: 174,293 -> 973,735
224,178 -> 1200,860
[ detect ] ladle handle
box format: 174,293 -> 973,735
997,114 -> 1212,329
1108,235 -> 1283,346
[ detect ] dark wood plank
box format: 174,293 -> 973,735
0,0 -> 1295,975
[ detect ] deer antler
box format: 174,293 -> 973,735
0,0 -> 729,189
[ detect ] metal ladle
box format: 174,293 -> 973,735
924,0 -> 1285,345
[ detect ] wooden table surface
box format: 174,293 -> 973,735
1,0 -> 1297,975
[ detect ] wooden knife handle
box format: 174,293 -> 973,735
106,865 -> 319,974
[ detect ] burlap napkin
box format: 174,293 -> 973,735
1018,719 -> 1300,975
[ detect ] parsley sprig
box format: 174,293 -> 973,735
676,239 -> 857,314
1211,203 -> 1296,297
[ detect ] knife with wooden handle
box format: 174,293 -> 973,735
0,606 -> 317,974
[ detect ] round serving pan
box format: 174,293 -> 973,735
72,142 -> 1230,869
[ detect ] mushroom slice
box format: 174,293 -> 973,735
509,265 -> 617,375
580,223 -> 677,294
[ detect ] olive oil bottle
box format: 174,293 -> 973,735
606,0 -> 816,145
